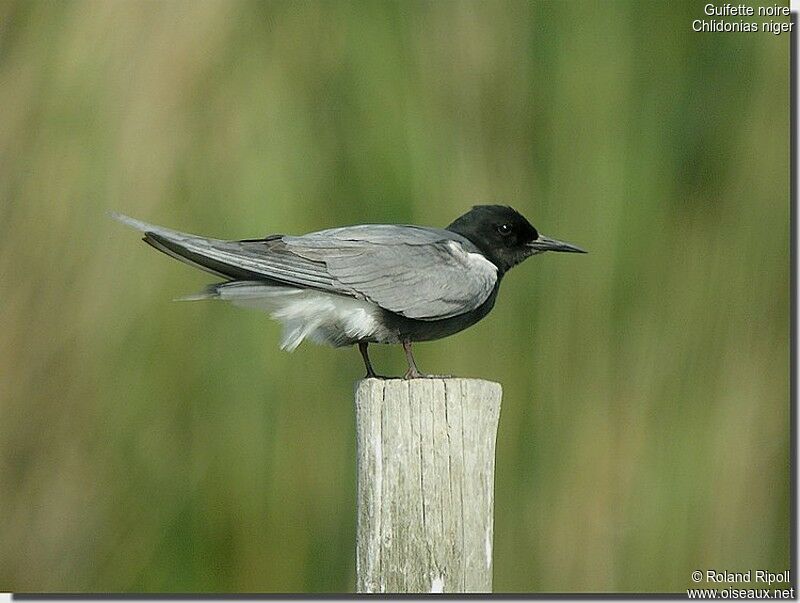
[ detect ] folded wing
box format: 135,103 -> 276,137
113,215 -> 498,321
283,225 -> 498,320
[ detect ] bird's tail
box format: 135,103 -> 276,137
110,212 -> 267,280
112,213 -> 336,351
177,281 -> 301,304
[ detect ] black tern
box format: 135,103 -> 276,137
113,205 -> 585,378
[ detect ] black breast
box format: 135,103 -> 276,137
375,285 -> 501,343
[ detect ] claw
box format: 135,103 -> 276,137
403,368 -> 424,379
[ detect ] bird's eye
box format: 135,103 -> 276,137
497,223 -> 512,236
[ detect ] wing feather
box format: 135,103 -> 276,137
284,227 -> 498,320
113,215 -> 497,321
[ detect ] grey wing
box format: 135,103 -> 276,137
112,213 -> 346,290
113,215 -> 498,320
283,225 -> 499,320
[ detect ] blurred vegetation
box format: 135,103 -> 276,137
0,0 -> 790,594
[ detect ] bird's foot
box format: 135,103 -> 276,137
364,370 -> 389,380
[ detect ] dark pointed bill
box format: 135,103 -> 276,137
528,235 -> 587,254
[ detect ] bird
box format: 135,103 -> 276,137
112,205 -> 585,379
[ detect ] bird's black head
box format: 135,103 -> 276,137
446,205 -> 585,273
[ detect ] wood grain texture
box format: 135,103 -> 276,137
355,378 -> 502,594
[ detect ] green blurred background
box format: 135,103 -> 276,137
0,0 -> 790,593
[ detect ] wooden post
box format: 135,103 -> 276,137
355,378 -> 502,594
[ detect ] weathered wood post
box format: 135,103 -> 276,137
355,378 -> 502,593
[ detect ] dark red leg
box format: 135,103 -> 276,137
402,340 -> 425,379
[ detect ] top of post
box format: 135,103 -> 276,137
355,377 -> 502,398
